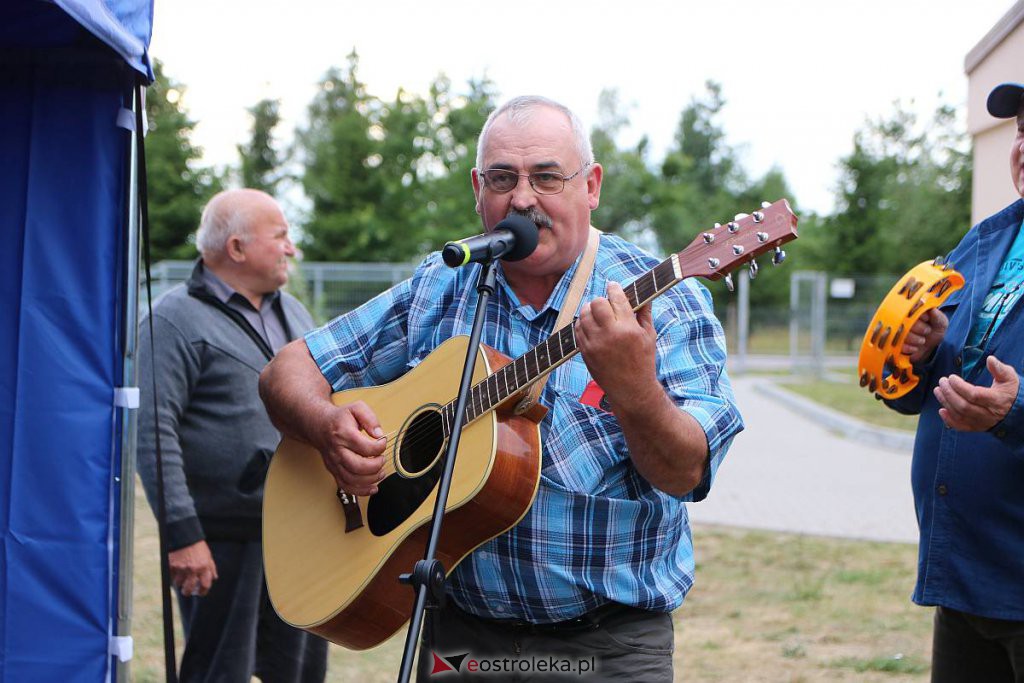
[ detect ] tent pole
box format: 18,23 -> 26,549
114,91 -> 143,683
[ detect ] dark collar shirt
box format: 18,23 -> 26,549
201,265 -> 289,353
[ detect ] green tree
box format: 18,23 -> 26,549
297,50 -> 386,261
296,57 -> 496,261
374,86 -> 433,254
417,75 -> 497,248
644,82 -> 800,310
144,60 -> 221,261
238,98 -> 283,195
824,101 -> 972,276
590,89 -> 658,242
651,81 -> 751,252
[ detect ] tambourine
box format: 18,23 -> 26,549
857,258 -> 964,399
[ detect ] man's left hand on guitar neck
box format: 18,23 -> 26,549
576,282 -> 709,497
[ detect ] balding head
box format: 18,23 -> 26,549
196,189 -> 280,258
195,189 -> 296,307
476,96 -> 593,172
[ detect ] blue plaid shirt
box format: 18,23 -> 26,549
305,232 -> 743,623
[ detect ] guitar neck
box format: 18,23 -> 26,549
440,254 -> 684,432
437,198 -> 799,433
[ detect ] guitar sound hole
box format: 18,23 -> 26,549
397,407 -> 445,477
366,406 -> 446,537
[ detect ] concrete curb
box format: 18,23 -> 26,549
752,380 -> 916,453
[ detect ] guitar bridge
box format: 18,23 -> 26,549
336,490 -> 364,532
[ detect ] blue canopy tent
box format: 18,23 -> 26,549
0,1 -> 153,680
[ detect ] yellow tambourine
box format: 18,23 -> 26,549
857,258 -> 965,399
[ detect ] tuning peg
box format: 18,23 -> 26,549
748,259 -> 759,280
733,212 -> 750,221
724,273 -> 735,292
772,247 -> 786,266
727,221 -> 740,233
761,201 -> 772,208
702,232 -> 715,244
753,212 -> 765,223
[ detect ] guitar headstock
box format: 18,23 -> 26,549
676,199 -> 799,284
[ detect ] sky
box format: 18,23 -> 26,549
149,0 -> 1016,219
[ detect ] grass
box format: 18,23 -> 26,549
130,487 -> 932,681
731,325 -> 864,356
779,372 -> 919,433
680,525 -> 931,682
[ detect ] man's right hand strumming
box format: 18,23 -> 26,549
259,338 -> 386,496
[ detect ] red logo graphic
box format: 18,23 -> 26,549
430,652 -> 469,675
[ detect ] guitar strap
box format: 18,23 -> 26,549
514,226 -> 601,415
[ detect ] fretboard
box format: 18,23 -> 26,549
439,254 -> 683,434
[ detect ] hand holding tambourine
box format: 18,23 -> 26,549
857,258 -> 964,399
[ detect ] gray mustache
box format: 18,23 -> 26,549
508,207 -> 553,229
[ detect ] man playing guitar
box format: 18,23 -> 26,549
259,95 -> 743,681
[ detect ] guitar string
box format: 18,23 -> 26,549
333,257 -> 681,482
383,263 -> 672,460
370,324 -> 574,454
330,214 -> 789,485
340,268 -> 663,482
372,263 -> 667,459
368,266 -> 668,467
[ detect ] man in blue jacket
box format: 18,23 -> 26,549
893,82 -> 1024,681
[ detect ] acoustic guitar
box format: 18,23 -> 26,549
263,199 -> 799,649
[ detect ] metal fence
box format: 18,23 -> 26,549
144,261 -> 901,374
142,260 -> 417,324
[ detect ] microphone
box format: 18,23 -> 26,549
442,215 -> 539,268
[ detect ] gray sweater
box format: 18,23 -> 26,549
137,261 -> 314,549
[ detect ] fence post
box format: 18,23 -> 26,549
313,266 -> 324,316
736,268 -> 749,374
812,272 -> 827,378
790,271 -> 827,376
790,271 -> 799,371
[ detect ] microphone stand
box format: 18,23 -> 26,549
395,257 -> 499,683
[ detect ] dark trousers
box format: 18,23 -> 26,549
417,601 -> 674,682
932,606 -> 1024,682
177,539 -> 328,683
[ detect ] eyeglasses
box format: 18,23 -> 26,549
480,163 -> 591,195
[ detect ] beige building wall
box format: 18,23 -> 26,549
966,1 -> 1024,225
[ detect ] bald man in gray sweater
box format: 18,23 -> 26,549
137,189 -> 325,682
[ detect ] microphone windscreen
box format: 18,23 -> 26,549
496,215 -> 539,262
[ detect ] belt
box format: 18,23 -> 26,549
479,601 -> 634,634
